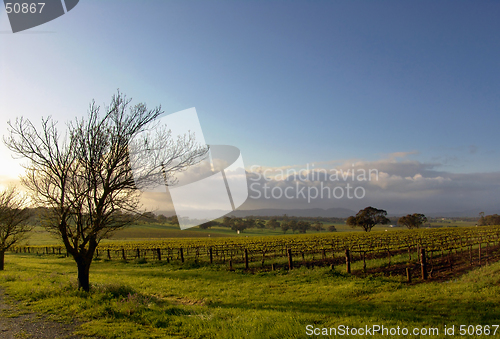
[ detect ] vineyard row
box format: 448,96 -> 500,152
12,226 -> 500,271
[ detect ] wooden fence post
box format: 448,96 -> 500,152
287,249 -> 293,270
420,248 -> 427,280
363,252 -> 367,273
406,267 -> 412,283
486,242 -> 489,265
478,243 -> 482,266
209,247 -> 213,264
180,248 -> 184,263
345,249 -> 351,274
244,249 -> 249,270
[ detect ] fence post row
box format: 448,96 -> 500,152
11,227 -> 500,277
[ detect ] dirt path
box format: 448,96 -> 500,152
0,289 -> 91,339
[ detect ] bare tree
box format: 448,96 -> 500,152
0,186 -> 32,270
4,91 -> 208,291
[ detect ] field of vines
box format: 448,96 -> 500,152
13,225 -> 500,281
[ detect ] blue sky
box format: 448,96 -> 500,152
1,1 -> 499,214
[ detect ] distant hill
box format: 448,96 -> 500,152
426,208 -> 499,218
155,207 -> 497,220
224,207 -> 356,218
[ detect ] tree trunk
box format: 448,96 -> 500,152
0,251 -> 5,271
72,239 -> 97,292
75,256 -> 92,292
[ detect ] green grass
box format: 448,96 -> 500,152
23,227 -> 64,246
1,253 -> 499,338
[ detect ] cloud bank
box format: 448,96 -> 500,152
243,153 -> 500,215
3,152 -> 498,217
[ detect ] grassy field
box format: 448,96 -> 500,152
0,250 -> 499,338
10,219 -> 489,338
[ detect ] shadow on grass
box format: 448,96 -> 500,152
209,296 -> 500,325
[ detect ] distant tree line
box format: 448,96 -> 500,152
197,216 -> 337,234
478,213 -> 500,226
137,212 -> 179,225
236,214 -> 345,223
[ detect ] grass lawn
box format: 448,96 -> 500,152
0,252 -> 499,338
